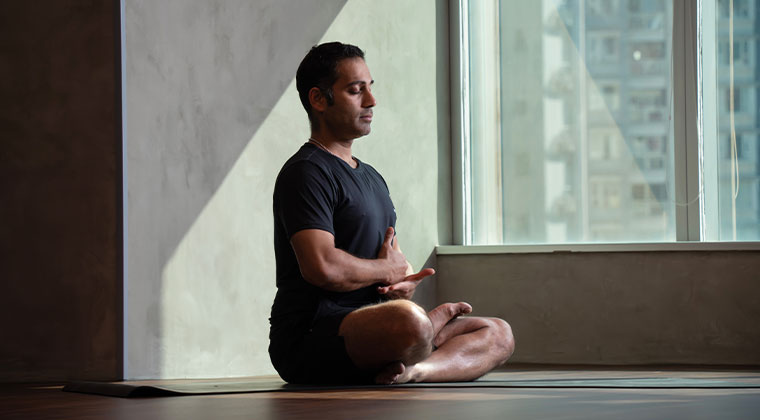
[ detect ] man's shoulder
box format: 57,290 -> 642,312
355,158 -> 388,186
275,145 -> 338,191
356,158 -> 381,176
279,145 -> 329,175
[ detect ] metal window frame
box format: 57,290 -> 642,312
700,0 -> 721,240
673,0 -> 703,241
450,0 -> 471,245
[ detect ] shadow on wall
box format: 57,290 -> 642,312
125,0 -> 347,378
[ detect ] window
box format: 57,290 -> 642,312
588,0 -> 616,17
629,89 -> 668,122
588,33 -> 619,63
707,0 -> 760,240
456,0 -> 760,244
724,87 -> 740,112
719,40 -> 751,67
590,177 -> 622,209
589,83 -> 620,112
589,128 -> 622,160
718,0 -> 750,18
628,0 -> 667,31
630,41 -> 667,75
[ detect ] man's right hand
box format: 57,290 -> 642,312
376,227 -> 410,285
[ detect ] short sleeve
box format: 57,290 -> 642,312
274,161 -> 336,239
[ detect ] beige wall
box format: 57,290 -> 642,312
125,0 -> 448,379
437,250 -> 760,365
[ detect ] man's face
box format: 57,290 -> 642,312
321,57 -> 376,140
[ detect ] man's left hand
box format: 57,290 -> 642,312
377,268 -> 435,300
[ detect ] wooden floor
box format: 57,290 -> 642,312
3,366 -> 760,420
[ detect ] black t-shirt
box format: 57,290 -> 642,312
269,143 -> 397,349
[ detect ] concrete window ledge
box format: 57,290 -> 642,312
434,246 -> 760,366
437,242 -> 760,255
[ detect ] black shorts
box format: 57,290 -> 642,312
269,312 -> 375,385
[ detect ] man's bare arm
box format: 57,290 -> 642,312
290,227 -> 409,292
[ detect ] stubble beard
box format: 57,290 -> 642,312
324,115 -> 371,141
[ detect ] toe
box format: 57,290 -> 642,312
375,361 -> 405,385
457,302 -> 473,315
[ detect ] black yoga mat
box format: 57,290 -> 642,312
63,375 -> 760,398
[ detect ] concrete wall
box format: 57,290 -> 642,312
125,0 -> 448,379
0,2 -> 121,382
437,251 -> 760,365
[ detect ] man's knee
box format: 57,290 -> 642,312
486,317 -> 515,363
340,299 -> 434,368
388,300 -> 435,363
366,300 -> 434,362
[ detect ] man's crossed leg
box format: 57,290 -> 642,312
338,299 -> 515,384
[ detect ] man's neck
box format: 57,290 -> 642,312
309,132 -> 355,167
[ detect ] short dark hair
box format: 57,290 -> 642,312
296,42 -> 365,125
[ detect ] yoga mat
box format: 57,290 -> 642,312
63,376 -> 760,398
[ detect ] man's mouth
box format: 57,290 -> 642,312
360,113 -> 373,122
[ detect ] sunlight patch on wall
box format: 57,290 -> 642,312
156,0 -> 440,378
159,77 -> 307,378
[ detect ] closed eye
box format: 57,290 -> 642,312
347,80 -> 373,95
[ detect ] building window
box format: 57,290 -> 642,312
588,33 -> 620,63
588,0 -> 616,17
719,40 -> 751,67
718,0 -> 750,18
458,0 -> 760,244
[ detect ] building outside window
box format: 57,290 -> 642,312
460,0 -> 760,244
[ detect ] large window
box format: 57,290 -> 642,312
455,0 -> 760,245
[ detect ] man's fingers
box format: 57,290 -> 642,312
378,280 -> 413,294
377,286 -> 393,296
406,268 -> 435,282
377,267 -> 433,297
378,284 -> 412,299
379,269 -> 434,293
383,226 -> 395,248
378,283 -> 405,294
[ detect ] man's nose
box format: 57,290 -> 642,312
364,90 -> 376,108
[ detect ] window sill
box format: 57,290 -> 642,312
436,242 -> 760,255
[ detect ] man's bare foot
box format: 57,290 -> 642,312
375,361 -> 422,385
428,302 -> 472,336
375,361 -> 405,384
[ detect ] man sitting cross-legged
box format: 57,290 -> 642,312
268,41 -> 514,384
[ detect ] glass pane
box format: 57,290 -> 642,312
713,0 -> 760,240
467,0 -> 676,244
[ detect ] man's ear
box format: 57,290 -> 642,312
308,87 -> 327,113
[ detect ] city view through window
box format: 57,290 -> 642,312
465,0 -> 760,244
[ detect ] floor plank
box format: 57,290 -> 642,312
3,367 -> 760,420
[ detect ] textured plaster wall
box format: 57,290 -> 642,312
437,251 -> 760,365
0,2 -> 121,382
125,0 -> 448,379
